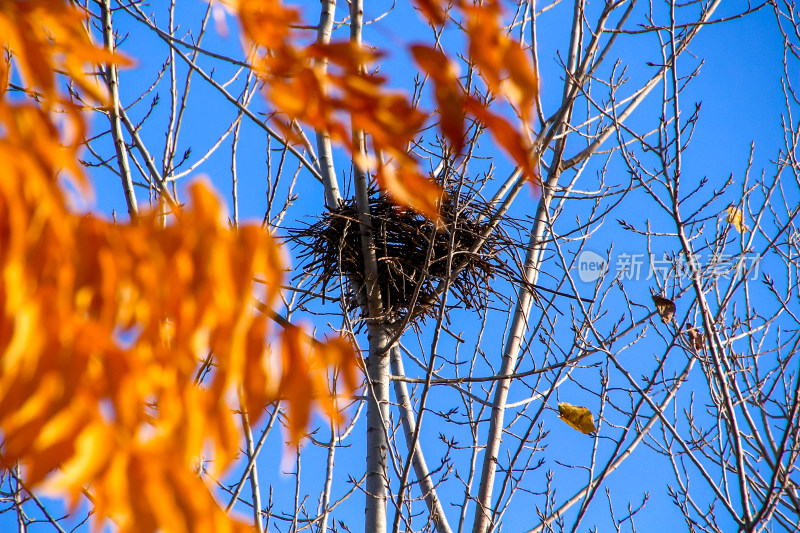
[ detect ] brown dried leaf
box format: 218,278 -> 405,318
686,326 -> 706,351
651,294 -> 676,324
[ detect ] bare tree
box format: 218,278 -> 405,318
3,1 -> 799,532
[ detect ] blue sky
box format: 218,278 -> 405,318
3,1 -> 796,532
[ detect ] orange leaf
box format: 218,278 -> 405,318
276,324 -> 361,445
313,335 -> 360,425
0,0 -> 129,105
279,325 -> 314,444
413,0 -> 447,25
307,41 -> 383,72
411,45 -> 466,154
320,335 -> 359,394
463,2 -> 504,90
461,1 -> 538,122
465,98 -> 539,185
236,0 -> 298,49
503,43 -> 539,121
0,4 -> 361,532
375,162 -> 444,224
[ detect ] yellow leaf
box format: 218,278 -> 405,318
651,294 -> 676,324
558,402 -> 597,434
725,206 -> 749,233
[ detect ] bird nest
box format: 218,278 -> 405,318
290,188 -> 514,322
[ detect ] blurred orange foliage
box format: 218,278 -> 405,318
0,1 -> 358,531
230,0 -> 540,220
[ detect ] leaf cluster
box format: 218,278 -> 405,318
0,2 -> 360,531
